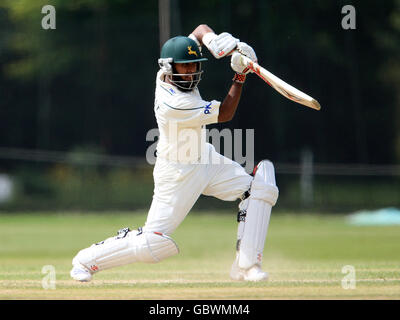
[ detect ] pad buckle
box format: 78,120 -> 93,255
237,210 -> 247,222
116,227 -> 131,239
240,190 -> 250,201
236,239 -> 241,251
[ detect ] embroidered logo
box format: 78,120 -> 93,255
187,46 -> 198,57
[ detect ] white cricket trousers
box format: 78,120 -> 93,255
143,143 -> 252,235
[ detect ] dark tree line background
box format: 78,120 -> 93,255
1,0 -> 399,166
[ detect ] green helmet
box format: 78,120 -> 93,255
160,36 -> 207,63
158,36 -> 207,91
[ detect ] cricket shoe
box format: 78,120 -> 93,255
70,259 -> 92,282
230,257 -> 269,282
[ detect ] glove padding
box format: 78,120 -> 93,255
231,42 -> 257,75
237,42 -> 257,64
204,32 -> 239,59
231,52 -> 247,74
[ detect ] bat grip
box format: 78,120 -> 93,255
227,48 -> 237,56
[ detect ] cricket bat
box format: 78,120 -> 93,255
239,54 -> 321,111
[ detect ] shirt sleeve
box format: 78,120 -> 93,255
157,95 -> 221,127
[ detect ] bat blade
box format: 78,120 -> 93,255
240,55 -> 321,111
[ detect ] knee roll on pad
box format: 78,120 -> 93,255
250,180 -> 279,206
73,229 -> 179,273
144,232 -> 180,262
250,159 -> 279,205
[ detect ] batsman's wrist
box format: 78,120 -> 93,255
188,33 -> 201,48
232,73 -> 246,84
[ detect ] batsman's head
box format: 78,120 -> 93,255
158,36 -> 207,91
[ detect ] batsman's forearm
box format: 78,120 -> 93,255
218,82 -> 243,123
191,24 -> 214,45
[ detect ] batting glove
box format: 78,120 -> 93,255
237,42 -> 257,62
231,51 -> 250,75
203,32 -> 239,59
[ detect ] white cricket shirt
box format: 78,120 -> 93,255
154,70 -> 221,163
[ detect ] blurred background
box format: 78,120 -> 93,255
0,0 -> 399,214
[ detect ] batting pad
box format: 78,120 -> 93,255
237,160 -> 279,269
73,230 -> 179,273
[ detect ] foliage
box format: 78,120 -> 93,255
0,0 -> 399,163
2,163 -> 400,212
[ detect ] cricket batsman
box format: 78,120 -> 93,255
70,24 -> 279,282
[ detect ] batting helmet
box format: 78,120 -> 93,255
158,36 -> 207,91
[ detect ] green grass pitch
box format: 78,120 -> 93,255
1,211 -> 400,299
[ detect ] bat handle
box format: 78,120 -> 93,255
227,48 -> 237,56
